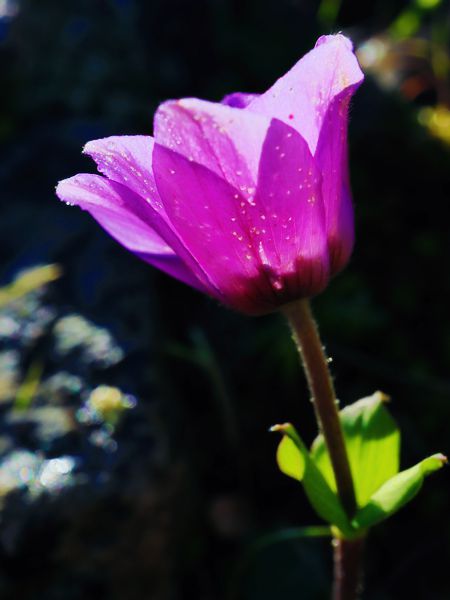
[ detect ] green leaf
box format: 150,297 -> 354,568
311,391 -> 400,507
276,435 -> 305,481
272,423 -> 353,536
352,454 -> 447,529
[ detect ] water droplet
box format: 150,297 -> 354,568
272,279 -> 283,291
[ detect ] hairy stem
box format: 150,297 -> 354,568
283,298 -> 357,517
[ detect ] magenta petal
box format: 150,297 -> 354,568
315,88 -> 356,275
83,135 -> 165,214
56,174 -> 210,293
152,143 -> 276,314
153,98 -> 270,190
247,34 -> 364,153
250,119 -> 329,298
221,92 -> 259,108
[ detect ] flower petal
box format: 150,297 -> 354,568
250,119 -> 330,297
83,135 -> 166,215
315,88 -> 356,275
152,142 -> 277,314
56,174 -> 211,293
153,98 -> 270,190
247,34 -> 364,153
221,92 -> 259,108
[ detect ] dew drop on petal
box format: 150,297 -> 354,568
272,279 -> 284,291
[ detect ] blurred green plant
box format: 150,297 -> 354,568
13,359 -> 43,412
0,264 -> 62,309
357,0 -> 450,146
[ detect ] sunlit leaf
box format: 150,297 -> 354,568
311,391 -> 400,507
352,454 -> 447,529
276,435 -> 305,481
272,423 -> 353,536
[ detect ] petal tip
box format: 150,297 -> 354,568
82,138 -> 102,157
315,33 -> 354,51
55,177 -> 78,206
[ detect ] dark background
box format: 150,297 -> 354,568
0,0 -> 449,598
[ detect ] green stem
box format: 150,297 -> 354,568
283,299 -> 357,517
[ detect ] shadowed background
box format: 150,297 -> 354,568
0,0 -> 449,598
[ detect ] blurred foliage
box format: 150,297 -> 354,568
0,1 -> 449,599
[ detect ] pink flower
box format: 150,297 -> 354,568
56,34 -> 363,315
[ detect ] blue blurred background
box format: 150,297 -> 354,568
0,0 -> 449,598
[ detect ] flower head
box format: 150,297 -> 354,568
56,34 -> 363,315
